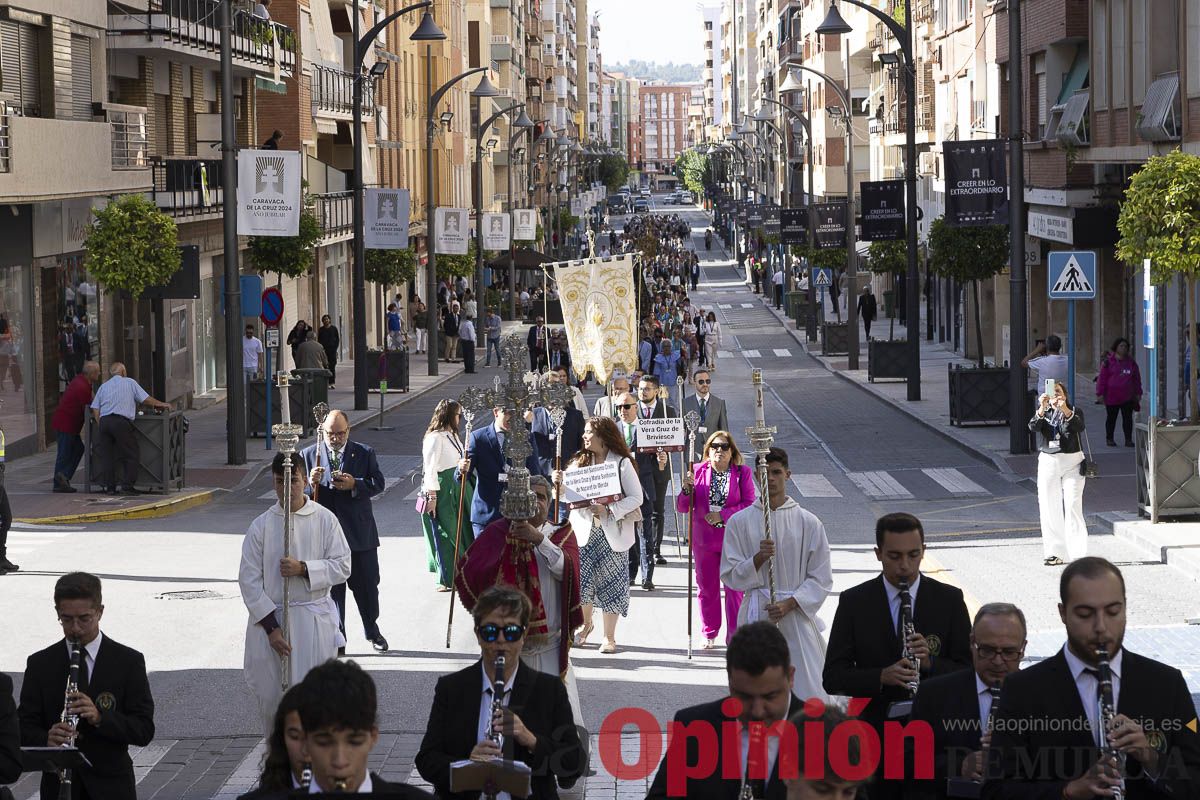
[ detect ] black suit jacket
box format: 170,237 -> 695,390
823,574 -> 973,730
0,673 -> 20,785
415,661 -> 583,800
300,439 -> 385,551
982,648 -> 1200,800
908,669 -> 990,800
646,694 -> 801,799
240,773 -> 434,798
18,636 -> 155,800
527,326 -> 549,359
531,406 -> 584,477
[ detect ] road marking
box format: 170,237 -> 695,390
718,304 -> 733,309
743,349 -> 761,358
848,471 -> 913,499
922,468 -> 989,497
791,474 -> 842,498
258,477 -> 403,501
716,350 -> 734,359
773,348 -> 791,357
740,303 -> 754,308
5,530 -> 72,555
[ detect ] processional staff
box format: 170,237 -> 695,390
448,384 -> 492,649
272,372 -> 304,690
682,409 -> 700,659
310,402 -> 330,503
745,369 -> 777,607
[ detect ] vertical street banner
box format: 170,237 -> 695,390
780,208 -> 808,244
571,197 -> 584,216
513,209 -> 538,241
860,180 -> 905,241
813,202 -> 848,249
943,139 -> 1009,226
434,207 -> 469,255
482,212 -> 511,250
237,149 -> 301,236
363,188 -> 410,249
764,205 -> 781,237
746,204 -> 765,230
555,253 -> 638,383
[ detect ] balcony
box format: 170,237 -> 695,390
107,0 -> 295,79
150,157 -> 224,218
0,107 -> 153,202
311,64 -> 373,120
491,34 -> 513,61
314,191 -> 353,241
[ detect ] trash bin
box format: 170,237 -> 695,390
247,378 -> 316,437
366,349 -> 410,392
883,290 -> 896,319
292,368 -> 331,408
84,409 -> 187,493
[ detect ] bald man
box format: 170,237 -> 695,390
89,362 -> 170,494
299,410 -> 389,653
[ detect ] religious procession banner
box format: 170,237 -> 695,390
554,253 -> 638,384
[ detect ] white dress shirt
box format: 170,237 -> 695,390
975,673 -> 994,732
884,573 -> 921,634
1062,645 -> 1122,748
738,696 -> 794,791
63,632 -> 102,681
477,661 -> 518,800
308,773 -> 372,793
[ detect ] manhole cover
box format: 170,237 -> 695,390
156,590 -> 225,600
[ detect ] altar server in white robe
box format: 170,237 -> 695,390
721,446 -> 832,703
240,451 -> 352,733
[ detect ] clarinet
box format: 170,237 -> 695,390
898,580 -> 920,696
489,654 -> 507,751
58,641 -> 84,800
1096,647 -> 1126,800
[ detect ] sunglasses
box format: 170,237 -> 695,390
696,379 -> 711,385
616,403 -> 635,410
477,623 -> 526,643
709,442 -> 731,451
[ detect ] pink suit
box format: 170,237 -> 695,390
677,461 -> 756,642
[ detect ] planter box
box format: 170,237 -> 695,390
84,410 -> 187,493
821,322 -> 849,356
247,376 -> 316,438
868,339 -> 909,382
1135,420 -> 1200,520
366,349 -> 410,393
947,364 -> 1010,425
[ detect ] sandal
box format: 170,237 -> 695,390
574,620 -> 595,647
702,638 -> 717,650
599,639 -> 617,654
1044,556 -> 1065,566
435,584 -> 453,593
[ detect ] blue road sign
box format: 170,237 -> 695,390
1047,251 -> 1097,300
811,267 -> 833,289
219,275 -> 264,317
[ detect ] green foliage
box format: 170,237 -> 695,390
436,241 -> 476,279
674,149 -> 711,195
791,244 -> 845,272
926,217 -> 1009,283
558,209 -> 580,232
607,60 -> 701,83
866,240 -> 907,275
599,154 -> 630,192
514,223 -> 544,246
246,200 -> 322,279
83,194 -> 181,299
365,247 -> 417,287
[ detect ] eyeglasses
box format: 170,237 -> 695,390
709,442 -> 731,451
616,403 -> 635,410
973,643 -> 1023,662
477,623 -> 526,642
58,614 -> 96,627
325,429 -> 349,439
696,379 -> 711,385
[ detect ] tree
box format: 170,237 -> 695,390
674,149 -> 711,195
598,154 -> 630,192
365,247 -> 417,287
437,241 -> 476,279
927,216 -> 1009,367
246,199 -> 322,279
83,194 -> 181,299
793,244 -> 850,321
1117,150 -> 1200,422
867,241 -> 907,339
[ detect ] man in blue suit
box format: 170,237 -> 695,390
458,405 -> 544,536
301,409 -> 389,653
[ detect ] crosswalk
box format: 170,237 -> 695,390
713,348 -> 795,359
5,527 -> 73,558
788,467 -> 993,500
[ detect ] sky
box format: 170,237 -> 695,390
587,0 -> 707,68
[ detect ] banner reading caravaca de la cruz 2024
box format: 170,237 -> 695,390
943,139 -> 1009,226
364,188 -> 410,249
237,149 -> 301,236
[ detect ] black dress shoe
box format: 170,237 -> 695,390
337,646 -> 346,656
655,555 -> 668,565
0,557 -> 19,573
119,486 -> 143,496
53,484 -> 77,493
641,580 -> 655,591
370,634 -> 389,652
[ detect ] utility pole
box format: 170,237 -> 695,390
220,0 -> 245,465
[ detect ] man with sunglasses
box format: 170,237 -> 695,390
416,586 -> 585,800
681,369 -> 729,462
635,376 -> 676,584
616,390 -> 669,588
908,603 -> 1026,799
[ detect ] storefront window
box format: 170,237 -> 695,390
0,264 -> 35,448
56,253 -> 100,386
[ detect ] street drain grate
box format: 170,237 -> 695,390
156,590 -> 225,600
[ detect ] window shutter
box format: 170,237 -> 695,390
71,35 -> 93,120
1,20 -> 41,116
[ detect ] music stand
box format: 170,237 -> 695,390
20,746 -> 93,773
946,777 -> 983,798
450,758 -> 532,798
886,700 -> 913,720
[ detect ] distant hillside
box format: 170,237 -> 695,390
608,60 -> 701,84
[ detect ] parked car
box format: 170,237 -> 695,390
633,198 -> 650,213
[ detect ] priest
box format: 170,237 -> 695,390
454,474 -> 584,723
239,452 -> 352,733
720,446 -> 832,703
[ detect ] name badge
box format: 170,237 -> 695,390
498,473 -> 508,483
1047,437 -> 1061,452
548,434 -> 557,440
698,426 -> 708,434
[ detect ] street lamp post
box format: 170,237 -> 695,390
759,97 -> 815,328
817,0 -> 921,399
424,59 -> 498,377
351,2 -> 440,409
504,114 -> 538,322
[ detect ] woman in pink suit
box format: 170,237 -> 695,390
677,430 -> 756,648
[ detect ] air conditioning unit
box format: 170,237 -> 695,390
917,150 -> 939,178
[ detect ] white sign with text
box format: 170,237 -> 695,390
561,461 -> 624,509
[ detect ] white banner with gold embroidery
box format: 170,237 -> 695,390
554,254 -> 638,384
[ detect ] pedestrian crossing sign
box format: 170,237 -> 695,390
812,268 -> 833,288
1047,251 -> 1096,300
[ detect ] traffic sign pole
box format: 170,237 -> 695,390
1067,300 -> 1076,402
265,344 -> 273,450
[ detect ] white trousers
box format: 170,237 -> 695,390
413,328 -> 427,352
1037,450 -> 1088,561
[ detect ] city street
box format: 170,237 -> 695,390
4,202 -> 1198,799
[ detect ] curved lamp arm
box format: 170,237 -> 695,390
355,1 -> 432,69
761,96 -> 810,139
789,64 -> 850,113
431,66 -> 488,112
481,102 -> 525,138
830,0 -> 913,65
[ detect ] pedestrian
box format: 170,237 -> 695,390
680,369 -> 729,462
90,362 -> 171,494
1030,383 -> 1088,565
419,400 -> 474,592
462,288 -> 477,320
317,315 -> 340,389
855,284 -> 877,339
458,405 -> 545,536
239,453 -> 350,734
1095,336 -> 1141,447
484,307 -> 502,366
300,410 -> 390,652
1022,334 -> 1069,391
410,298 -> 427,354
702,311 -> 721,370
17,572 -> 156,800
772,265 -> 785,309
526,316 -> 549,372
243,324 -> 264,392
262,128 -> 282,149
679,430 -> 756,648
631,379 -> 674,587
553,416 -> 643,654
57,321 -> 77,381
52,360 -> 100,493
294,330 -> 328,371
0,444 -> 13,573
441,302 -> 460,363
457,314 -> 476,374
286,320 -> 310,366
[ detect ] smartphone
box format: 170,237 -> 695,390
1044,378 -> 1056,397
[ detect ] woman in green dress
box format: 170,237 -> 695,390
420,400 -> 475,591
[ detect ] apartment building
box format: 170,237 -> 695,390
586,12 -> 602,142
639,82 -> 691,188
700,4 -> 724,139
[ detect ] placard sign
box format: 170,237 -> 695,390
943,139 -> 1009,227
781,208 -> 808,244
560,461 -> 624,509
636,418 -> 685,453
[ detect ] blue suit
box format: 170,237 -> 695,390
300,439 -> 386,639
461,423 -> 544,535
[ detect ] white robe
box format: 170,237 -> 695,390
720,497 -> 832,703
240,499 -> 353,733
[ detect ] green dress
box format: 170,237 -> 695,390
422,466 -> 475,587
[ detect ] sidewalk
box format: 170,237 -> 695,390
9,357 -> 462,524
